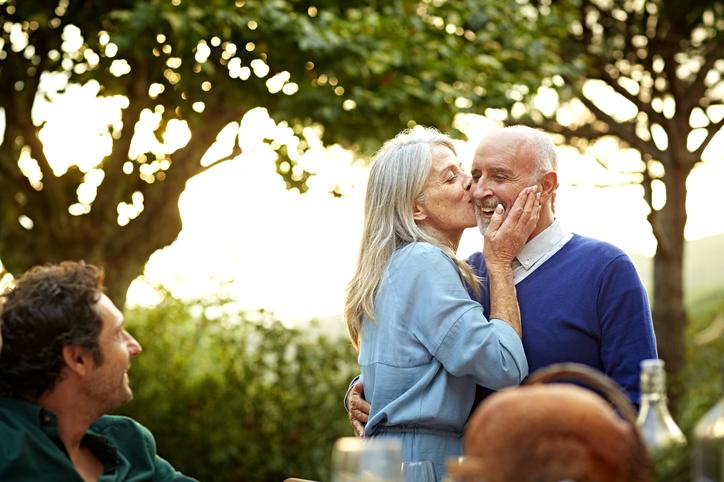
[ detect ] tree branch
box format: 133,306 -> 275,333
694,117 -> 724,159
0,141 -> 29,187
196,141 -> 243,175
512,116 -> 609,143
575,92 -> 665,162
682,45 -> 720,115
597,67 -> 666,126
116,108 -> 245,254
91,60 -> 152,225
641,163 -> 665,248
0,116 -> 60,225
7,89 -> 56,190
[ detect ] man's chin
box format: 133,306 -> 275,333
477,222 -> 489,236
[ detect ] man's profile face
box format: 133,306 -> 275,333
471,137 -> 539,235
82,294 -> 142,412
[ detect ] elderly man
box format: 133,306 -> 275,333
347,126 -> 657,436
0,261 -> 196,482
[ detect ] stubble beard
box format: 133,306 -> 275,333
475,197 -> 500,236
83,368 -> 133,414
475,210 -> 490,236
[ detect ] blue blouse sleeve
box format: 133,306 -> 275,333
392,244 -> 528,389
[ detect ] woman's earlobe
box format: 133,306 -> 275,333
412,201 -> 427,222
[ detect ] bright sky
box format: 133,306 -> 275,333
129,109 -> 723,323
4,78 -> 723,323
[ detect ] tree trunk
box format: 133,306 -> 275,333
0,184 -> 184,310
651,164 -> 689,414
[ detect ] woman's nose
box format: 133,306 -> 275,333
463,174 -> 473,191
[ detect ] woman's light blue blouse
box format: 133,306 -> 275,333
360,242 -> 528,437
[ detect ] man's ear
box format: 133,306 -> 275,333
412,199 -> 428,222
538,171 -> 558,203
62,345 -> 94,377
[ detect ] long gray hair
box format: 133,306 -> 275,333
344,127 -> 480,350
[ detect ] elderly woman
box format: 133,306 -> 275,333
344,127 -> 540,480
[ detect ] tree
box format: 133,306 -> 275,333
0,0 -> 564,305
517,0 -> 723,403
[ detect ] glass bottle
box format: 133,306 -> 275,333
692,358 -> 724,482
636,358 -> 686,452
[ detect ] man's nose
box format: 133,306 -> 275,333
472,177 -> 487,200
125,331 -> 143,357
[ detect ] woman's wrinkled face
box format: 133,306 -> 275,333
413,145 -> 476,245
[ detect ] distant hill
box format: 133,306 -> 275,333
314,234 -> 724,340
631,233 -> 724,305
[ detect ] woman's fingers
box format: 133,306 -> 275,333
502,186 -> 536,229
485,185 -> 541,251
527,193 -> 542,230
486,203 -> 506,236
519,189 -> 541,231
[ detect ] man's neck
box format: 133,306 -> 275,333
527,209 -> 555,242
36,388 -> 105,482
36,387 -> 99,453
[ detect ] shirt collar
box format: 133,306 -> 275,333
515,219 -> 570,270
0,397 -> 120,468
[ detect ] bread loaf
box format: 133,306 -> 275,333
463,384 -> 650,482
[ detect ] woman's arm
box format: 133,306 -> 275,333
484,187 -> 540,337
401,244 -> 529,388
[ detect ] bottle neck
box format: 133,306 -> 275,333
638,363 -> 675,417
639,392 -> 673,417
640,365 -> 667,397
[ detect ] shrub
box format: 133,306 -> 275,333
117,293 -> 357,482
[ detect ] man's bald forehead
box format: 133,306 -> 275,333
478,125 -> 544,146
475,126 -> 557,172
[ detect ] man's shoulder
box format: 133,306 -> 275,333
466,251 -> 484,269
0,399 -> 41,436
466,234 -> 630,271
93,414 -> 150,432
0,409 -> 28,441
92,414 -> 155,447
91,416 -> 197,481
564,233 -> 629,262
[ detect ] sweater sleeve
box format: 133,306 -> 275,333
399,245 -> 528,389
597,254 -> 658,406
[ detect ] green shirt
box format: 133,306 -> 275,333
0,398 -> 197,481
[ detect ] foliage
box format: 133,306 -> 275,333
97,282 -> 724,482
116,293 -> 358,482
513,0 -> 723,403
0,0 -> 567,304
652,292 -> 724,482
113,288 -> 724,482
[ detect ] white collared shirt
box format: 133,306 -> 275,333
511,219 -> 573,284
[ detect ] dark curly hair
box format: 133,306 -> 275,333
0,261 -> 106,399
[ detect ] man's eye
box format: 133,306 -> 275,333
447,175 -> 457,182
471,175 -> 481,182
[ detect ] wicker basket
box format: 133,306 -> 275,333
462,363 -> 652,482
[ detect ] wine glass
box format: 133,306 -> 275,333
331,437 -> 403,482
401,460 -> 436,482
